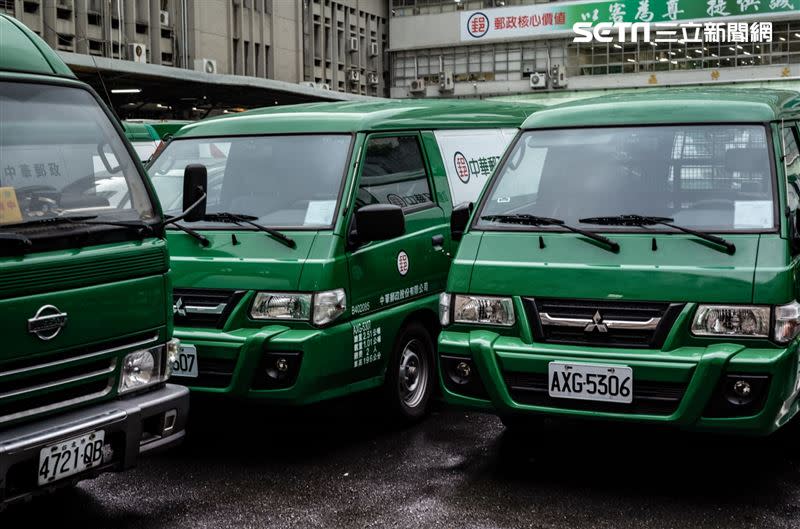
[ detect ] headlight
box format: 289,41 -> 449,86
691,305 -> 770,338
453,295 -> 515,326
775,300 -> 800,344
313,288 -> 346,326
251,292 -> 312,320
119,345 -> 168,394
439,293 -> 452,326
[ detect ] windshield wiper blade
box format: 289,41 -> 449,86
169,222 -> 210,247
579,214 -> 736,255
2,215 -> 154,237
203,212 -> 296,249
1,215 -> 97,228
0,232 -> 33,250
481,214 -> 620,253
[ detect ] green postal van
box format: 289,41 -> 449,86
0,15 -> 188,507
440,89 -> 800,435
147,100 -> 539,420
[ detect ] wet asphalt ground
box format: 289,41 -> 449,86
5,394 -> 800,529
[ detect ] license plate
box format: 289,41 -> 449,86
548,362 -> 633,404
172,344 -> 198,378
38,430 -> 105,486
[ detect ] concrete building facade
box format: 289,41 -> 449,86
0,0 -> 388,97
388,0 -> 800,100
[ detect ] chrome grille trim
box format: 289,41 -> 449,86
0,360 -> 116,400
0,333 -> 158,379
539,313 -> 662,331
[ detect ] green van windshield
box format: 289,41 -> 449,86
0,81 -> 155,227
148,134 -> 352,228
477,125 -> 776,233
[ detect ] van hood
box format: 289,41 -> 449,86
465,232 -> 770,303
167,229 -> 318,292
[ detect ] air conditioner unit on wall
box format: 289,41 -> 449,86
367,72 -> 379,86
348,37 -> 359,53
439,70 -> 454,93
369,42 -> 379,57
409,78 -> 425,94
348,69 -> 361,83
319,83 -> 331,90
529,71 -> 548,89
550,64 -> 568,88
128,43 -> 147,64
159,10 -> 169,26
194,58 -> 218,75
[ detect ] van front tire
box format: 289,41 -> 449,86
384,322 -> 435,423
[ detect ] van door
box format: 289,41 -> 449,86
346,133 -> 449,373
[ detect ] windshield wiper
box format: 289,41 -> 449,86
2,215 -> 154,237
481,214 -> 620,253
166,221 -> 210,247
202,212 -> 296,249
0,232 -> 33,251
578,214 -> 736,255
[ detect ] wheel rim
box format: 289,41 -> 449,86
398,338 -> 429,409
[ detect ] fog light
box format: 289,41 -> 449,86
733,380 -> 752,398
725,378 -> 757,406
440,355 -> 488,400
267,357 -> 292,381
252,351 -> 302,390
455,362 -> 471,379
275,358 -> 289,373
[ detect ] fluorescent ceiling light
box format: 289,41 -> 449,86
111,88 -> 141,94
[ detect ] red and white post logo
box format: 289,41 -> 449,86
397,251 -> 410,276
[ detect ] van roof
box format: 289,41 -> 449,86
0,14 -> 75,78
521,88 -> 800,129
174,99 -> 543,138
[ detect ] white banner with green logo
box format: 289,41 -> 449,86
460,0 -> 800,42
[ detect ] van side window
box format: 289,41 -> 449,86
357,136 -> 433,210
783,124 -> 800,212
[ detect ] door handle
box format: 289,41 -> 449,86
431,234 -> 445,249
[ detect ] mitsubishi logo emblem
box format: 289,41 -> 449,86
584,311 -> 609,333
173,298 -> 186,317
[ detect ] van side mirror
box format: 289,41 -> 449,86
352,204 -> 405,245
450,202 -> 473,241
182,164 -> 208,222
791,205 -> 800,255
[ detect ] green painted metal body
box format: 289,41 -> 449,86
163,100 -> 540,404
123,121 -> 160,143
146,121 -> 192,141
0,15 -> 172,426
441,88 -> 800,435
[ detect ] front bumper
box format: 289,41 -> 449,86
439,329 -> 800,435
171,320 -> 372,406
0,383 -> 189,508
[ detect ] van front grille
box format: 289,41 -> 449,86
172,288 -> 245,328
524,298 -> 685,349
0,334 -> 158,425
